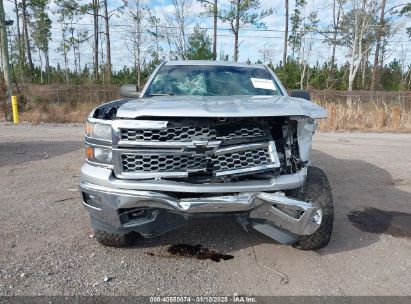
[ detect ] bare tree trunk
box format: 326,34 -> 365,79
100,36 -> 105,82
38,52 -> 43,83
14,0 -> 24,73
63,45 -> 69,84
380,42 -> 385,67
212,0 -> 217,60
348,0 -> 367,92
300,63 -> 306,89
168,0 -> 193,60
60,13 -> 69,84
348,20 -> 358,93
0,0 -> 12,120
76,33 -> 81,78
93,0 -> 99,81
180,8 -> 186,59
370,0 -> 386,91
233,0 -> 240,62
103,0 -> 111,82
283,0 -> 288,66
45,50 -> 50,84
328,0 -> 341,88
136,4 -> 142,90
70,27 -> 78,75
361,47 -> 368,89
22,0 -> 33,79
408,68 -> 411,89
329,29 -> 337,82
137,43 -> 141,90
77,42 -> 81,78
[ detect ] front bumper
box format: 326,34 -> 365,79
80,164 -> 321,244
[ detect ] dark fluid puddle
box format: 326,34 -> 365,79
167,244 -> 234,262
348,207 -> 411,238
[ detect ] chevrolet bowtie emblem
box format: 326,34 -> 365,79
182,140 -> 220,155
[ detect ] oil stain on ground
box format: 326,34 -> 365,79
167,244 -> 234,262
348,207 -> 411,238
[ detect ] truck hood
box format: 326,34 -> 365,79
115,95 -> 327,119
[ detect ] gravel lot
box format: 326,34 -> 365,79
0,123 -> 410,296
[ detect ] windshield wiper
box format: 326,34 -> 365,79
149,93 -> 174,96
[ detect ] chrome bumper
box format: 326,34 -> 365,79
80,179 -> 321,242
80,163 -> 307,193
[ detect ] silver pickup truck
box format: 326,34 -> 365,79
80,61 -> 333,250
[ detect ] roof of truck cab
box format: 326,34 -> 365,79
164,60 -> 266,69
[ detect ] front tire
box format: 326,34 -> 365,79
292,166 -> 334,250
94,229 -> 135,247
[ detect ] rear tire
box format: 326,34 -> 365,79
94,229 -> 134,248
292,166 -> 334,250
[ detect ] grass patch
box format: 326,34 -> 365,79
316,99 -> 410,132
20,102 -> 97,124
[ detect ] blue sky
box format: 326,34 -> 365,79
4,0 -> 411,71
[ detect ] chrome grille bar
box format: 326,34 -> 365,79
120,126 -> 265,142
111,120 -> 280,180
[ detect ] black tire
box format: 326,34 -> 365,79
291,166 -> 334,250
94,229 -> 134,248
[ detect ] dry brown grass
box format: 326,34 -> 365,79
17,84 -> 117,124
316,99 -> 411,132
20,101 -> 98,124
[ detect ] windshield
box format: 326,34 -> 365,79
146,65 -> 282,97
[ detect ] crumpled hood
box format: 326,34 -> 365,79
115,95 -> 327,119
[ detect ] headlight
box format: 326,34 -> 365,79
86,121 -> 112,141
86,146 -> 113,165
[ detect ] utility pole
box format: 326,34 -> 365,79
93,0 -> 99,81
283,0 -> 289,67
212,0 -> 217,60
199,0 -> 218,60
0,0 -> 13,120
371,0 -> 386,91
103,0 -> 111,83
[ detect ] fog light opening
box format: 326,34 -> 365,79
118,208 -> 153,224
272,204 -> 304,219
82,192 -> 101,209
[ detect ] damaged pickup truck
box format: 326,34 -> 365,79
80,61 -> 333,250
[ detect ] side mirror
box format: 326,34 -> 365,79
290,90 -> 311,101
120,84 -> 140,98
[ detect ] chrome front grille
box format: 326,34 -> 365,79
121,126 -> 265,142
121,147 -> 272,175
112,119 -> 281,180
213,148 -> 271,172
122,154 -> 208,172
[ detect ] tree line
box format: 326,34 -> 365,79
3,0 -> 411,91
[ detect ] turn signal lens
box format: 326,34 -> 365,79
85,146 -> 94,160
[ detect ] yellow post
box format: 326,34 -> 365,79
11,95 -> 19,124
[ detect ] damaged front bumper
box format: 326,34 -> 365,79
80,167 -> 322,244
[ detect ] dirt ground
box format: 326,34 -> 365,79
0,123 -> 410,296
